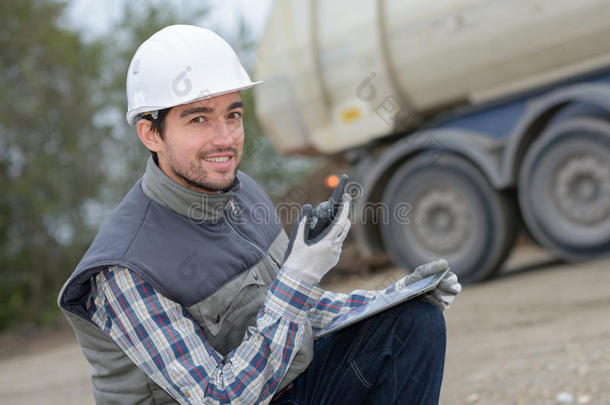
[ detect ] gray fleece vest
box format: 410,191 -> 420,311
58,159 -> 313,404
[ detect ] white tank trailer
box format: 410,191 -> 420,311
255,0 -> 610,282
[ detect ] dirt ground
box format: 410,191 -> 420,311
0,244 -> 608,405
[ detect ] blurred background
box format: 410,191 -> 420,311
1,1 -> 609,404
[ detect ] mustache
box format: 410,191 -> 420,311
199,148 -> 238,158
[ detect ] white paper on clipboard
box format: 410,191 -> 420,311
314,268 -> 449,339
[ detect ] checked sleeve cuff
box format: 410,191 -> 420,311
265,269 -> 323,322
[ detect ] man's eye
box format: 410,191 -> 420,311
229,111 -> 242,120
191,116 -> 207,124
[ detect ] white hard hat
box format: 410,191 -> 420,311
125,25 -> 262,125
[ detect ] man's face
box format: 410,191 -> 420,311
156,92 -> 245,193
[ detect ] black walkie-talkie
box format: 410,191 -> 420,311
308,174 -> 349,240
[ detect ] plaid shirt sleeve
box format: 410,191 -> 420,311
307,276 -> 412,334
86,266 -> 322,405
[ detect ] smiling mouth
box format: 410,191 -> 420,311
201,155 -> 234,171
203,156 -> 231,163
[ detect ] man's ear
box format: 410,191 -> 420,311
136,119 -> 163,153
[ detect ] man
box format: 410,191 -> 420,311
58,25 -> 461,404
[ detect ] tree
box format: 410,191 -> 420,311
0,0 -> 107,328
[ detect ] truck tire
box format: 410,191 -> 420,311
380,152 -> 517,283
519,118 -> 610,260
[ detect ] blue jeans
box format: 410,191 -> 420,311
271,298 -> 446,405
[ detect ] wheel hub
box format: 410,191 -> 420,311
413,188 -> 472,254
554,155 -> 610,225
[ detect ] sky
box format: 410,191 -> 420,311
65,0 -> 273,41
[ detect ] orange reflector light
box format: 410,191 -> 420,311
341,107 -> 361,122
325,174 -> 339,188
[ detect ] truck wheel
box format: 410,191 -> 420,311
380,153 -> 517,283
519,118 -> 610,260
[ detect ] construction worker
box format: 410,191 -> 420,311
58,25 -> 461,404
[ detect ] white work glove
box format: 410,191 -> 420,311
282,193 -> 352,284
403,259 -> 462,311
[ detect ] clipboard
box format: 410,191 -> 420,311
314,268 -> 449,339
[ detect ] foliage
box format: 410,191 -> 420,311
0,0 -> 106,329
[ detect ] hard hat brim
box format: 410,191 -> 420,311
126,80 -> 263,126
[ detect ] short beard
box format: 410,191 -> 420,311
172,163 -> 239,192
166,147 -> 239,193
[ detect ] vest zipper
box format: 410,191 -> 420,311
267,252 -> 283,268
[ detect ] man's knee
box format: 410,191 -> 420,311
393,298 -> 446,347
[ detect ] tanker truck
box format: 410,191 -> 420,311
254,0 -> 610,283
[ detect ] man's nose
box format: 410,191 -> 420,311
211,121 -> 235,146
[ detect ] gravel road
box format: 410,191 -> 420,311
1,245 -> 608,405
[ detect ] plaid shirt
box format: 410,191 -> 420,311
87,266 -> 406,404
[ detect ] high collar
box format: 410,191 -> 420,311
141,157 -> 240,222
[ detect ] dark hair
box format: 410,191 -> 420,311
138,107 -> 171,139
137,108 -> 171,161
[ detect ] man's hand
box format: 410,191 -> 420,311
403,259 -> 462,311
283,193 -> 352,284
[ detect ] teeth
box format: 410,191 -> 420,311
204,156 -> 230,162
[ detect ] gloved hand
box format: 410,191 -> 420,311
309,174 -> 349,239
282,193 -> 352,284
402,259 -> 462,311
